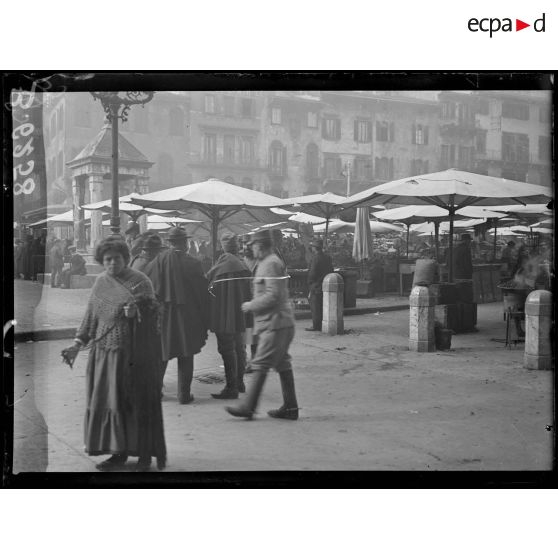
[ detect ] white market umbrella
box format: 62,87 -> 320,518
341,169 -> 551,281
284,192 -> 347,245
29,209 -> 93,227
130,179 -> 291,261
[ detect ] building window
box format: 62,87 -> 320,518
134,107 -> 149,133
354,120 -> 372,143
375,157 -> 393,180
458,146 -> 472,169
158,153 -> 174,185
241,177 -> 253,189
376,121 -> 394,142
307,111 -> 318,128
457,103 -> 473,126
354,157 -> 372,180
441,101 -> 456,119
203,133 -> 217,163
271,107 -> 282,125
539,105 -> 551,123
57,151 -> 64,178
410,159 -> 429,176
502,101 -> 529,121
223,96 -> 235,116
412,124 -> 429,145
58,105 -> 64,132
239,136 -> 254,165
538,136 -> 551,161
169,107 -> 184,136
322,116 -> 340,140
475,130 -> 487,154
269,140 -> 285,175
502,132 -> 529,163
204,95 -> 216,114
224,135 -> 236,164
75,105 -> 90,127
477,98 -> 489,115
441,144 -> 456,168
241,98 -> 254,118
323,155 -> 341,179
305,143 -> 319,179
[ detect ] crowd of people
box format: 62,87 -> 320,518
61,227 -> 316,472
14,233 -> 87,287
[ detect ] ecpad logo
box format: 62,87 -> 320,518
468,13 -> 545,37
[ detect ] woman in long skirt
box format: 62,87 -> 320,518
62,237 -> 166,472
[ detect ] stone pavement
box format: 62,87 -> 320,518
13,279 -> 408,340
12,302 -> 554,473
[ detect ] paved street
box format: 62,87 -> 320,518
12,303 -> 553,473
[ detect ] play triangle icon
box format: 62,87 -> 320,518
516,19 -> 530,31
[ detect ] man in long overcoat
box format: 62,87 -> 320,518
306,238 -> 333,331
226,229 -> 300,421
206,233 -> 252,399
145,227 -> 209,404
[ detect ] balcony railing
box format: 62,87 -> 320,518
189,152 -> 261,168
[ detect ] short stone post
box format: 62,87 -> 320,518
409,285 -> 436,352
524,290 -> 553,370
322,273 -> 344,335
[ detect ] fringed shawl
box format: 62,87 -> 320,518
76,267 -> 156,350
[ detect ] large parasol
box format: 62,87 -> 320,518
130,179 -> 291,261
341,169 -> 552,281
284,192 -> 347,246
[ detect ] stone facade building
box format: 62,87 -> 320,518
40,89 -> 552,215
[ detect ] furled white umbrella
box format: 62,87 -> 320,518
130,179 -> 291,261
352,207 -> 374,263
341,169 -> 552,281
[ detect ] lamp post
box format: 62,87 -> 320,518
90,91 -> 154,235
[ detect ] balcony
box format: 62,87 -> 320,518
188,152 -> 261,170
440,118 -> 477,135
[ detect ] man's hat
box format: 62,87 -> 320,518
461,233 -> 472,241
67,245 -> 76,252
247,229 -> 272,246
310,238 -> 324,249
125,222 -> 140,235
220,232 -> 238,252
144,234 -> 163,250
168,227 -> 188,240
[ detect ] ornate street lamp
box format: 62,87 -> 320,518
90,91 -> 154,235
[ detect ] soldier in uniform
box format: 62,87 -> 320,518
306,238 -> 334,331
206,233 -> 252,399
145,227 -> 209,404
226,229 -> 300,421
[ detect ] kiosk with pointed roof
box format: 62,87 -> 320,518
66,123 -> 153,250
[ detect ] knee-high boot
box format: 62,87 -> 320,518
177,355 -> 194,404
236,344 -> 247,393
226,369 -> 267,419
268,369 -> 299,420
212,352 -> 239,399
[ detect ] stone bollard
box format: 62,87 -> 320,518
322,273 -> 344,335
524,290 -> 553,370
409,285 -> 436,352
